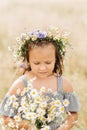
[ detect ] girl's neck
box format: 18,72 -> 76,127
25,71 -> 58,92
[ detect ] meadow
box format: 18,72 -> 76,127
0,0 -> 87,129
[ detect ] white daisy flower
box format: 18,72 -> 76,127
31,34 -> 37,41
21,88 -> 26,96
41,125 -> 50,130
18,106 -> 23,113
36,108 -> 46,116
13,102 -> 19,108
27,81 -> 33,87
30,103 -> 37,111
29,77 -> 36,82
21,102 -> 28,108
54,100 -> 61,107
40,86 -> 46,93
14,115 -> 21,122
47,88 -> 52,93
26,112 -> 32,120
53,34 -> 60,40
23,107 -> 29,114
16,37 -> 20,43
47,114 -> 54,123
25,35 -> 30,40
38,115 -> 46,122
47,31 -> 53,37
10,109 -> 14,114
59,106 -> 65,113
63,99 -> 69,107
4,104 -> 8,111
30,89 -> 38,98
10,95 -> 17,102
39,102 -> 47,108
20,128 -> 26,130
16,88 -> 21,95
8,121 -> 15,128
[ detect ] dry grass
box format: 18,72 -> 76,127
0,0 -> 87,128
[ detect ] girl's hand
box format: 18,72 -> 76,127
56,112 -> 78,130
17,121 -> 29,130
56,125 -> 70,130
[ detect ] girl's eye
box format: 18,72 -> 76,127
33,62 -> 51,65
34,62 -> 40,65
45,62 -> 51,64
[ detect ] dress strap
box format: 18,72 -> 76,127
19,75 -> 28,87
58,75 -> 63,93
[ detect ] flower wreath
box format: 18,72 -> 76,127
12,27 -> 70,63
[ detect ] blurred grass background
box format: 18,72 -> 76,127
0,0 -> 87,129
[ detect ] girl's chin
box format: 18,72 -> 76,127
36,73 -> 53,79
30,71 -> 53,78
37,74 -> 48,79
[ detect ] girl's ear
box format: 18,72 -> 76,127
27,62 -> 31,68
21,62 -> 31,74
21,60 -> 30,70
23,60 -> 30,68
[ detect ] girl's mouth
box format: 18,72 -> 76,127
39,72 -> 47,74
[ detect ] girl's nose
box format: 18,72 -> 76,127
39,64 -> 46,71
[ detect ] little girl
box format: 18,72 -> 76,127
0,27 -> 80,130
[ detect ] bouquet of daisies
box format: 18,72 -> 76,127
0,78 -> 69,130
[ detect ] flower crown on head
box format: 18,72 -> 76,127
12,27 -> 70,63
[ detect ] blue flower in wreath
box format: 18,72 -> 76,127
37,31 -> 47,38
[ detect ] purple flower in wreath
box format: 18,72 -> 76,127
37,31 -> 47,38
19,64 -> 26,68
30,31 -> 35,36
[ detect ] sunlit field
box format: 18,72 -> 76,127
0,0 -> 87,129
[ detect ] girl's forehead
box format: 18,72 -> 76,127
29,44 -> 55,60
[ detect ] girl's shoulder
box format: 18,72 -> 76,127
8,71 -> 34,95
62,76 -> 73,92
8,75 -> 26,95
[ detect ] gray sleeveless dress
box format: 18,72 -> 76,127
0,75 -> 80,130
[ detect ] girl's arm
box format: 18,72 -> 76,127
3,116 -> 29,130
56,77 -> 79,130
1,79 -> 30,130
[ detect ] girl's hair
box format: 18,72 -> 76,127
23,40 -> 63,75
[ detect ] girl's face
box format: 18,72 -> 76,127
29,44 -> 56,78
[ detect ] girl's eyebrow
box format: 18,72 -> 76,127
45,60 -> 54,62
32,60 -> 54,63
